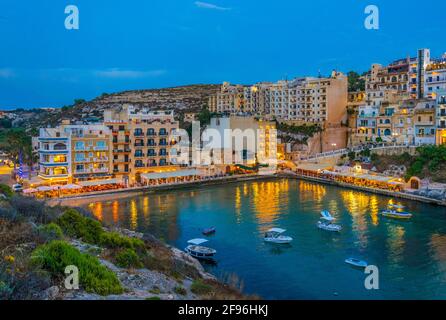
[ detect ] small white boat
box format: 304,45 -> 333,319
185,238 -> 217,260
264,228 -> 293,244
317,220 -> 342,232
345,258 -> 368,268
380,210 -> 413,220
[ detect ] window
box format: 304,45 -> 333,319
75,141 -> 85,150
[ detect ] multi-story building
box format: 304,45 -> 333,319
104,105 -> 180,184
209,72 -> 348,127
205,116 -> 277,167
355,105 -> 379,144
391,100 -> 415,145
435,92 -> 446,145
37,121 -> 113,184
414,99 -> 437,145
208,82 -> 248,114
425,54 -> 446,100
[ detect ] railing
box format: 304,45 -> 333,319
300,143 -> 418,162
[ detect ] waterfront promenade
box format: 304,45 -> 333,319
280,171 -> 446,206
48,173 -> 278,205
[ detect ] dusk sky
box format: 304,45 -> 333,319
1,0 -> 445,109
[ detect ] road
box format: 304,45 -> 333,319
0,164 -> 14,186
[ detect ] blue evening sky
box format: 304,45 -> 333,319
1,0 -> 445,109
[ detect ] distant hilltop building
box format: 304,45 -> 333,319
209,71 -> 348,127
349,48 -> 446,148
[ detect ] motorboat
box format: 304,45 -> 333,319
202,227 -> 216,236
345,258 -> 368,268
264,228 -> 293,244
317,220 -> 342,232
380,209 -> 412,220
185,239 -> 217,260
317,210 -> 342,232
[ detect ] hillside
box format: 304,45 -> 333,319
2,84 -> 221,132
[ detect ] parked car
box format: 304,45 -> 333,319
12,184 -> 23,193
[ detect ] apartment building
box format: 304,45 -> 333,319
414,99 -> 437,145
208,82 -> 248,114
38,121 -> 113,184
104,105 -> 180,184
210,72 -> 348,127
205,116 -> 277,167
425,55 -> 446,100
436,92 -> 446,146
355,105 -> 379,144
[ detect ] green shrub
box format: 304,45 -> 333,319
0,184 -> 13,198
99,232 -> 144,250
174,286 -> 187,296
190,279 -> 213,295
56,209 -> 103,244
115,248 -> 142,269
38,223 -> 64,241
146,296 -> 161,300
31,241 -> 123,296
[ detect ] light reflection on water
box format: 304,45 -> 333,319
80,178 -> 446,299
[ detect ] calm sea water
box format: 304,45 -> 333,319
80,179 -> 446,299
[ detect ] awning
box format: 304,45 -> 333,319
23,188 -> 38,194
187,238 -> 208,245
141,169 -> 202,180
77,178 -> 123,187
61,184 -> 82,190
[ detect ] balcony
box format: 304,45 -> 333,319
134,132 -> 144,137
147,153 -> 157,157
134,143 -> 144,147
134,153 -> 145,158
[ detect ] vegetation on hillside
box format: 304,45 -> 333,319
0,193 -> 252,300
347,71 -> 366,92
371,145 -> 446,182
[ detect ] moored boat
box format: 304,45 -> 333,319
264,228 -> 293,244
345,258 -> 368,268
380,210 -> 412,219
185,238 -> 217,260
202,226 -> 216,236
317,220 -> 342,232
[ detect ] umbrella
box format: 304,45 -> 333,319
61,184 -> 82,190
23,188 -> 38,194
37,186 -> 52,192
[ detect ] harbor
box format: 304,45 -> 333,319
78,178 -> 446,299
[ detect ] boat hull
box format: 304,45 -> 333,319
185,245 -> 217,260
264,236 -> 293,244
345,259 -> 368,268
380,211 -> 412,219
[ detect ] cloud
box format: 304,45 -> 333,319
94,68 -> 167,79
195,1 -> 231,11
0,68 -> 15,79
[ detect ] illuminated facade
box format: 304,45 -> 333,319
38,121 -> 113,183
436,92 -> 446,146
209,72 -> 348,126
104,105 -> 180,184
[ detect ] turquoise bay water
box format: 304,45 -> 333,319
82,179 -> 446,299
